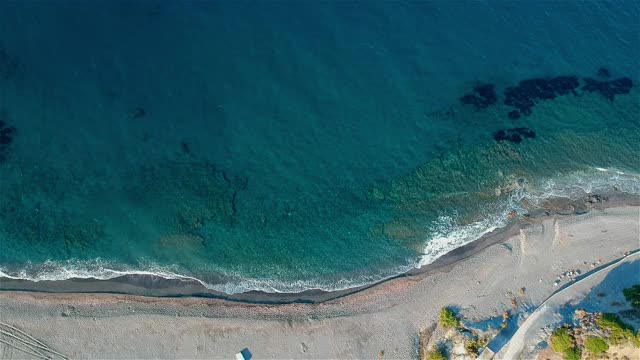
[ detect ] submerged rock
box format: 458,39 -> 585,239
131,106 -> 146,120
585,194 -> 608,204
0,121 -> 15,144
581,77 -> 633,101
507,110 -> 521,120
597,67 -> 611,78
493,127 -> 536,144
0,117 -> 16,163
460,84 -> 498,110
504,76 -> 579,117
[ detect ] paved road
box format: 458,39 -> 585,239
495,251 -> 640,359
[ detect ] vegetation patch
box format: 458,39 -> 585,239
550,326 -> 574,353
439,307 -> 460,329
424,347 -> 446,360
465,335 -> 488,358
584,336 -> 609,354
595,313 -> 636,345
563,347 -> 581,360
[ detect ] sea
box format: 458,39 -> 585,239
0,1 -> 638,294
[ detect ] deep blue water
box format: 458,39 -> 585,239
0,1 -> 638,293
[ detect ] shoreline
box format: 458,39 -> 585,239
1,203 -> 638,358
1,192 -> 637,305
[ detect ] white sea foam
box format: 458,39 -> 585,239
204,264 -> 420,294
417,211 -> 506,268
416,167 -> 640,269
523,167 -> 640,205
0,259 -> 206,285
2,167 -> 639,294
0,258 -> 418,294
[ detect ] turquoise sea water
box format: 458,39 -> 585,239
0,2 -> 638,293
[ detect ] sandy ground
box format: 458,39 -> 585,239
0,206 -> 638,359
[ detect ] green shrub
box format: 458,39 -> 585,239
596,312 -> 627,329
623,284 -> 640,309
596,313 -> 635,345
439,307 -> 460,328
465,336 -> 488,357
563,347 -> 581,360
425,347 -> 447,360
584,336 -> 609,354
550,327 -> 574,352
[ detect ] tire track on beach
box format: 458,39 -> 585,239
0,323 -> 68,360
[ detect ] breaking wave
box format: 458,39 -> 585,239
417,167 -> 640,269
0,258 -> 419,294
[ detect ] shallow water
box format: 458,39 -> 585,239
0,2 -> 638,293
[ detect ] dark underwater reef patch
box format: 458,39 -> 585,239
460,84 -> 497,110
493,127 -> 536,144
503,73 -> 632,117
581,77 -> 633,101
0,117 -> 16,163
507,110 -> 521,120
503,76 -> 580,118
597,67 -> 610,79
458,69 -> 633,120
